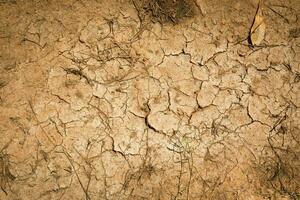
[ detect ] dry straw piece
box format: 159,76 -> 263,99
249,0 -> 266,45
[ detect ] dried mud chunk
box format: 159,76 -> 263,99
190,106 -> 220,128
147,111 -> 179,133
197,82 -> 219,108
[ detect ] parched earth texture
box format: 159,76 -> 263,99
0,0 -> 300,199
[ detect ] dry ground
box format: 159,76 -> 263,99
0,0 -> 300,199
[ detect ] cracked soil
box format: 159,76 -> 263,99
0,0 -> 300,199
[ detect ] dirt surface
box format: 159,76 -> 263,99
0,0 -> 300,199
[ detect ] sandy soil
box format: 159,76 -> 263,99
0,0 -> 299,199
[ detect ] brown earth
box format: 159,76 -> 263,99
0,0 -> 300,199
